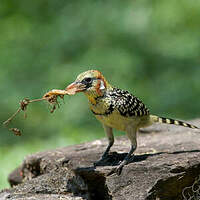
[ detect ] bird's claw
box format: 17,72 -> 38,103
107,165 -> 124,176
93,154 -> 108,167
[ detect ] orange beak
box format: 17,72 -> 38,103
65,81 -> 86,95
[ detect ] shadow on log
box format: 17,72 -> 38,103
1,120 -> 200,200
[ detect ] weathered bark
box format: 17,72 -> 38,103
1,120 -> 200,200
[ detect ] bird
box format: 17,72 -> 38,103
66,70 -> 199,175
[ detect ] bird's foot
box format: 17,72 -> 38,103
94,153 -> 109,167
107,155 -> 134,176
107,162 -> 125,176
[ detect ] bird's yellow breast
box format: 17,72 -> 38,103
89,96 -> 140,131
87,90 -> 151,131
95,110 -> 136,131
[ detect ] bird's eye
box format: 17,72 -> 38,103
84,77 -> 92,83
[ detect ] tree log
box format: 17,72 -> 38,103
1,120 -> 200,200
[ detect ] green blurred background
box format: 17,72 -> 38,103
0,0 -> 200,189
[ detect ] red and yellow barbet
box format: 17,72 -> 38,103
64,70 -> 199,175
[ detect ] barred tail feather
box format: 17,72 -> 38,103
150,115 -> 199,129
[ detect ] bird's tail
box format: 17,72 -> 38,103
150,115 -> 199,129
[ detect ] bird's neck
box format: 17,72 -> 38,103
84,83 -> 112,105
85,93 -> 99,105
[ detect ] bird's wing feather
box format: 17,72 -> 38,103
108,88 -> 149,117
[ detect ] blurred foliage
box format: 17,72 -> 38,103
0,0 -> 200,188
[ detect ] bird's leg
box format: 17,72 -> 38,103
113,144 -> 136,175
108,127 -> 137,175
94,125 -> 114,166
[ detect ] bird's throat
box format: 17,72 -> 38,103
87,95 -> 97,105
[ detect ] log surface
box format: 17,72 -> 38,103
1,120 -> 200,200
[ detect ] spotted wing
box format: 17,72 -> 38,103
108,88 -> 149,117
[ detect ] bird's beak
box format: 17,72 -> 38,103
65,81 -> 86,95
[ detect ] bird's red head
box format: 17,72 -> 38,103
66,70 -> 111,100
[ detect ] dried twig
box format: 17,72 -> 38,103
3,89 -> 71,136
9,128 -> 22,136
3,107 -> 22,127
